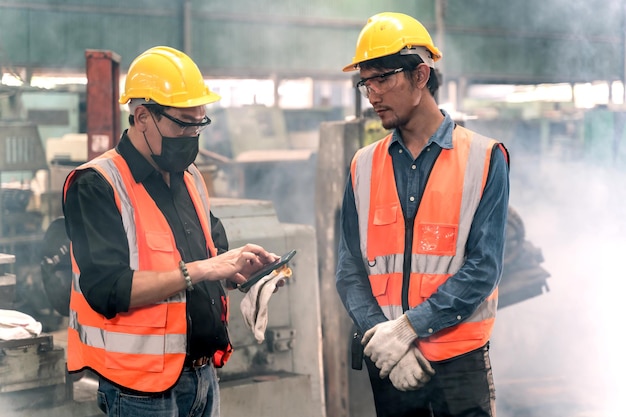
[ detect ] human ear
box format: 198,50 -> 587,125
135,107 -> 150,132
415,64 -> 430,88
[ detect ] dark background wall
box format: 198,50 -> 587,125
0,0 -> 624,85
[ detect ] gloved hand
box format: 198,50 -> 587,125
362,314 -> 417,378
389,345 -> 435,391
240,266 -> 292,343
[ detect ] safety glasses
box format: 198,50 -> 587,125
356,67 -> 406,99
159,111 -> 212,136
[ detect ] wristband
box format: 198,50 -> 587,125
179,260 -> 194,291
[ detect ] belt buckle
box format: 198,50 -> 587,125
192,356 -> 210,369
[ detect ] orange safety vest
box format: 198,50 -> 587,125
350,126 -> 499,361
63,149 -> 231,393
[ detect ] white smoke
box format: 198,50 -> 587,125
491,151 -> 626,416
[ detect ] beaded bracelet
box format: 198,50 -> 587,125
179,260 -> 194,291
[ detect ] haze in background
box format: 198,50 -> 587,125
489,125 -> 625,416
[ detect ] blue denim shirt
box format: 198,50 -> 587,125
336,110 -> 510,338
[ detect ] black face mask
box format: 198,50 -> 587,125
146,133 -> 199,173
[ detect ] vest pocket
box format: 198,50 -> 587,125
370,275 -> 389,305
145,231 -> 175,268
369,274 -> 403,317
416,223 -> 457,255
373,203 -> 398,225
418,274 -> 449,299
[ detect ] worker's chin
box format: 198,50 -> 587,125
380,118 -> 397,131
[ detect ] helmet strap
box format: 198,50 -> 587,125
129,98 -> 156,115
400,46 -> 435,68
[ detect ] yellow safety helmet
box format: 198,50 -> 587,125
343,12 -> 442,72
119,46 -> 221,107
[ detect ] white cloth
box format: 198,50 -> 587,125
0,309 -> 43,340
240,266 -> 292,343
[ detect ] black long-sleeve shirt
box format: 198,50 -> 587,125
63,131 -> 229,360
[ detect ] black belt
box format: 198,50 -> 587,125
184,355 -> 212,369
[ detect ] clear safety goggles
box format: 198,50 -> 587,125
355,67 -> 407,99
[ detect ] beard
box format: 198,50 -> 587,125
380,111 -> 407,131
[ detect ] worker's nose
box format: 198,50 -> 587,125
368,91 -> 383,105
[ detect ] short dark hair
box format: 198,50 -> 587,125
359,52 -> 440,97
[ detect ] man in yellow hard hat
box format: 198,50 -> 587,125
336,12 -> 510,417
63,46 -> 278,417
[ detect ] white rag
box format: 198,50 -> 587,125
0,309 -> 43,340
240,266 -> 292,343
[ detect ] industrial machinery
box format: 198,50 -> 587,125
0,119 -> 60,328
0,113 -> 80,417
201,105 -> 319,226
206,198 -> 325,417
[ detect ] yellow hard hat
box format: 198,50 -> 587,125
343,12 -> 442,72
119,46 -> 221,107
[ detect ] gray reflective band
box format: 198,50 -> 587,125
450,133 -> 494,271
69,310 -> 186,355
380,294 -> 496,322
352,145 -> 375,260
187,164 -> 213,233
72,271 -> 81,293
380,304 -> 403,320
367,253 -> 456,276
467,297 -> 497,322
93,158 -> 140,270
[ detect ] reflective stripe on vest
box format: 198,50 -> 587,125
351,127 -> 499,361
63,149 -> 219,392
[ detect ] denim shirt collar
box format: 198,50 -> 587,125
388,109 -> 455,154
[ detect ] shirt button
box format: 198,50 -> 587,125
409,196 -> 415,202
399,149 -> 403,154
411,165 -> 416,170
428,328 -> 433,334
426,147 -> 430,152
457,315 -> 462,320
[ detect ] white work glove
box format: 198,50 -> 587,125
389,345 -> 435,391
362,314 -> 417,378
240,267 -> 292,343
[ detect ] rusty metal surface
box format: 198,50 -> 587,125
85,49 -> 121,161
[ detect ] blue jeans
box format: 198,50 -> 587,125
96,364 -> 220,417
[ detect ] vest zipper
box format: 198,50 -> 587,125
186,302 -> 192,356
402,215 -> 415,312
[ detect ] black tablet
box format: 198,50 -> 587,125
238,249 -> 297,293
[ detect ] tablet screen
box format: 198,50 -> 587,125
238,249 -> 297,292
